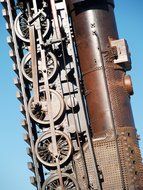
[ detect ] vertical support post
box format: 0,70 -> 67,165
29,25 -> 39,103
50,0 -> 61,39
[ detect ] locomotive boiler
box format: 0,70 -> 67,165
1,0 -> 143,189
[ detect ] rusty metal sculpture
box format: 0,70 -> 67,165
1,0 -> 143,189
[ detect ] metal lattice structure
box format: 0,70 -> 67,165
1,0 -> 143,189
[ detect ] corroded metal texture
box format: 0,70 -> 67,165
1,0 -> 143,189
67,0 -> 143,189
74,130 -> 123,189
66,0 -> 119,136
66,0 -> 134,137
117,127 -> 143,189
74,128 -> 143,189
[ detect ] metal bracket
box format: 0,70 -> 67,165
110,39 -> 131,71
28,9 -> 43,25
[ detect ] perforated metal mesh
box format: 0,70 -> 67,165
74,127 -> 143,189
105,66 -> 135,128
93,140 -> 123,189
74,134 -> 123,190
117,127 -> 143,189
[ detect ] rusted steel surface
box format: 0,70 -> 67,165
1,0 -> 143,189
67,0 -> 143,189
66,0 -> 135,136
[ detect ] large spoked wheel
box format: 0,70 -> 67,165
35,131 -> 72,167
42,173 -> 78,190
21,52 -> 58,83
14,11 -> 50,42
28,89 -> 65,125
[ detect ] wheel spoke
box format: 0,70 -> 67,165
35,131 -> 71,167
42,174 -> 78,190
22,52 -> 57,82
15,11 -> 49,42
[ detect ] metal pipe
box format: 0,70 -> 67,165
62,1 -> 103,189
66,0 -> 135,137
66,1 -> 141,188
29,26 -> 39,103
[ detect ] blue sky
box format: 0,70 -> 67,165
0,1 -> 143,190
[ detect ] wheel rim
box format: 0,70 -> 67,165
14,11 -> 50,42
42,173 -> 78,190
28,89 -> 65,125
35,130 -> 72,167
21,52 -> 58,83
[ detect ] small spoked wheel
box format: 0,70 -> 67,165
21,52 -> 58,83
42,173 -> 78,190
14,11 -> 50,42
28,89 -> 65,125
35,130 -> 72,167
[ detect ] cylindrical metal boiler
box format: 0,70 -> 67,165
66,0 -> 143,189
66,0 -> 134,137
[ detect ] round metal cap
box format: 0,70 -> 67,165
107,0 -> 115,7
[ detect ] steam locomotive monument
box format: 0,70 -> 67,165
1,0 -> 143,189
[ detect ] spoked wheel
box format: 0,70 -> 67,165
14,11 -> 50,42
42,173 -> 78,190
28,89 -> 65,125
21,52 -> 58,83
35,130 -> 72,167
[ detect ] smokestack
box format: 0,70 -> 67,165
67,0 -> 143,189
66,0 -> 134,136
